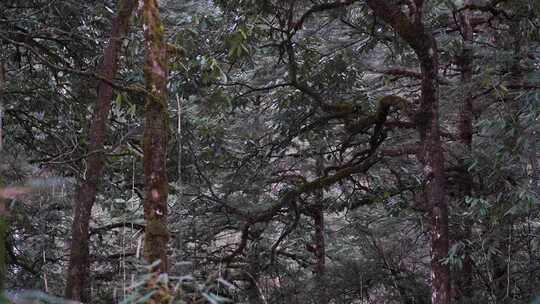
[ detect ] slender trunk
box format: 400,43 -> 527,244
313,208 -> 325,278
246,249 -> 265,304
0,201 -> 6,294
142,0 -> 170,273
365,2 -> 450,303
246,277 -> 265,304
0,60 -> 8,295
533,129 -> 539,197
65,0 -> 135,300
313,152 -> 327,304
0,61 -> 4,153
313,207 -> 327,303
458,3 -> 474,149
421,43 -> 450,304
455,2 -> 474,301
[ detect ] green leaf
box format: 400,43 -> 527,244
115,93 -> 123,107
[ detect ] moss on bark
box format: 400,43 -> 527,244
142,0 -> 170,278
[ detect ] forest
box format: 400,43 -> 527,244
0,0 -> 539,303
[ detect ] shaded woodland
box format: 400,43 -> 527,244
0,0 -> 539,303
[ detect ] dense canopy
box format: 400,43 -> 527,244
0,0 -> 539,303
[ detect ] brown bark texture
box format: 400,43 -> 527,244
533,127 -> 540,197
0,61 -> 7,293
142,0 -> 170,273
0,61 -> 4,152
455,2 -> 474,301
365,1 -> 450,303
313,208 -> 325,277
65,0 -> 136,300
313,207 -> 327,303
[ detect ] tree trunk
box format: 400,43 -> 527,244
142,0 -> 170,274
313,151 -> 327,304
246,276 -> 265,304
246,248 -> 265,304
419,35 -> 450,304
313,207 -> 327,304
533,127 -> 539,197
0,201 -> 6,294
457,2 -> 474,149
455,2 -> 474,301
0,61 -> 4,153
65,0 -> 135,300
365,2 -> 450,303
0,60 -> 8,296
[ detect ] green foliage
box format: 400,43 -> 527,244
1,0 -> 539,303
226,27 -> 250,61
121,262 -> 232,304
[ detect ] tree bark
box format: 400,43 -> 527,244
365,2 -> 450,303
455,2 -> 474,301
458,3 -> 474,149
0,60 -> 8,295
533,127 -> 539,197
313,207 -> 327,304
313,152 -> 327,304
418,38 -> 450,304
246,248 -> 265,304
0,61 -> 4,153
64,0 -> 135,300
0,201 -> 6,294
142,0 -> 170,273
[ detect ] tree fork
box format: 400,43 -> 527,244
365,1 -> 450,303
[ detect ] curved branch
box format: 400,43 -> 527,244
345,95 -> 410,135
251,154 -> 379,223
293,0 -> 359,31
89,222 -> 145,236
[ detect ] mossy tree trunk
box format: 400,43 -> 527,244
365,1 -> 450,303
142,0 -> 170,273
64,0 -> 136,301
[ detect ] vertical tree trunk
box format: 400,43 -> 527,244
313,151 -> 327,304
421,40 -> 450,304
65,0 -> 135,300
365,2 -> 450,303
313,207 -> 327,303
533,127 -> 540,197
246,248 -> 265,304
141,0 -> 170,273
0,60 -> 7,295
0,200 -> 6,295
0,61 -> 4,153
455,2 -> 474,301
458,3 -> 474,149
246,276 -> 265,304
